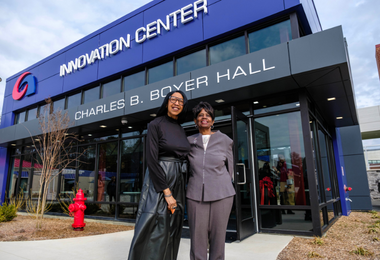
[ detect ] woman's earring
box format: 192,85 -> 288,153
195,124 -> 198,129
211,125 -> 214,129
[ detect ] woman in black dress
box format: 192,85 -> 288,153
128,90 -> 190,260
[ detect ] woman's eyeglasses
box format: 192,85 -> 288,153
169,96 -> 184,106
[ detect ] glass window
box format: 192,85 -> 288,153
318,130 -> 333,202
253,95 -> 300,115
123,71 -> 145,92
209,36 -> 246,65
67,92 -> 82,108
249,20 -> 292,53
260,209 -> 313,231
59,147 -> 77,198
39,103 -> 51,119
97,142 -> 118,204
148,61 -> 173,84
119,138 -> 144,220
8,157 -> 20,198
255,112 -> 309,208
83,86 -> 100,104
53,98 -> 66,111
15,111 -> 26,124
78,145 -> 96,201
31,154 -> 42,199
176,49 -> 206,75
102,79 -> 121,98
27,107 -> 38,121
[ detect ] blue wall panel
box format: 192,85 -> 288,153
0,148 -> 9,204
203,0 -> 284,40
0,113 -> 13,129
35,53 -> 66,83
98,14 -> 144,79
2,96 -> 13,114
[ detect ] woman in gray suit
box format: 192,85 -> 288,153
187,102 -> 236,260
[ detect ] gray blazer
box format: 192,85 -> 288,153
186,131 -> 236,202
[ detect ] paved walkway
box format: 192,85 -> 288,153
0,229 -> 293,260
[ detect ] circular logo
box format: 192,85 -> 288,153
12,72 -> 37,100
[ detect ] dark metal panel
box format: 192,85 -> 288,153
339,125 -> 365,156
344,154 -> 371,197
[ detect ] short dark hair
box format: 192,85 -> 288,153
156,90 -> 188,123
192,101 -> 215,120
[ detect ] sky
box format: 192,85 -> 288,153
0,0 -> 379,124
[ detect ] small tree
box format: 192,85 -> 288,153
30,98 -> 81,228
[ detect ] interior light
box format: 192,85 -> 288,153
327,97 -> 336,101
336,117 -> 343,120
215,99 -> 225,103
296,103 -> 300,106
88,134 -> 92,136
263,105 -> 267,108
100,125 -> 107,128
128,126 -> 133,129
11,144 -> 16,146
35,139 -> 40,141
253,101 -> 259,104
150,114 -> 157,117
116,129 -> 119,131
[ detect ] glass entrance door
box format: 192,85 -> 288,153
231,106 -> 257,240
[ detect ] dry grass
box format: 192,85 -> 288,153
0,215 -> 134,242
278,211 -> 380,260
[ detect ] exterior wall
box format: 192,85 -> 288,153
0,147 -> 9,203
337,125 -> 372,210
2,0 -> 320,126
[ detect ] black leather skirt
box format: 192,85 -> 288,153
128,157 -> 187,260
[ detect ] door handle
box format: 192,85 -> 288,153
236,163 -> 246,185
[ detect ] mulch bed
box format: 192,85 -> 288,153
0,215 -> 134,242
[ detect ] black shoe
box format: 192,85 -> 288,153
287,210 -> 295,214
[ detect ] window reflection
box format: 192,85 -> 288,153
123,71 -> 145,91
318,130 -> 333,202
148,61 -> 173,84
176,49 -> 206,75
97,142 -> 118,204
15,111 -> 26,124
78,145 -> 96,201
67,92 -> 82,108
27,107 -> 38,121
83,86 -> 100,104
53,98 -> 66,111
249,20 -> 292,53
209,36 -> 246,65
60,147 -> 77,198
255,112 -> 309,214
8,157 -> 19,198
102,79 -> 121,98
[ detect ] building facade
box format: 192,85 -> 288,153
0,0 -> 371,238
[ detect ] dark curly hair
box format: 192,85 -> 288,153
156,90 -> 188,123
192,101 -> 215,120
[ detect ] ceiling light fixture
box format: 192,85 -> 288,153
215,99 -> 225,103
100,125 -> 107,128
11,144 -> 16,146
327,97 -> 336,101
296,103 -> 300,106
253,101 -> 259,104
150,114 -> 157,117
88,134 -> 92,136
336,117 -> 343,120
128,126 -> 133,129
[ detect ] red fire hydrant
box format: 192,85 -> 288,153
68,189 -> 87,231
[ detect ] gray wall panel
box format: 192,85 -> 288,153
344,154 -> 370,197
339,125 -> 364,156
349,196 -> 372,211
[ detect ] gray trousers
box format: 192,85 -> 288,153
187,196 -> 234,260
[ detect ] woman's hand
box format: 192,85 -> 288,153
163,188 -> 177,211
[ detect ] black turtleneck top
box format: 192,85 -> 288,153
146,115 -> 190,192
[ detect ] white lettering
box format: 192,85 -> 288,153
217,70 -> 230,83
99,44 -> 109,59
169,10 -> 181,27
117,99 -> 125,109
135,27 -> 146,43
110,101 -> 117,111
89,108 -> 96,116
151,90 -> 160,101
75,111 -> 81,120
69,59 -> 78,72
194,0 -> 208,18
249,63 -> 261,74
157,16 -> 170,34
181,4 -> 194,24
109,40 -> 119,55
78,55 -> 86,69
119,35 -> 130,51
130,96 -> 139,106
103,104 -> 110,113
185,79 -> 195,91
86,51 -> 95,65
82,109 -> 89,118
96,105 -> 103,114
147,21 -> 157,39
263,59 -> 275,71
92,49 -> 101,63
161,86 -> 172,97
173,82 -> 183,90
232,66 -> 247,79
197,76 -> 208,88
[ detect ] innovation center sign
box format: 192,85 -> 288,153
60,0 -> 208,77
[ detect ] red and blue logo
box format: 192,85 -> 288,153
12,72 -> 37,100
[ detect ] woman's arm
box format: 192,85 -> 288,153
226,138 -> 234,179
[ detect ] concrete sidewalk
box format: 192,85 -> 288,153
0,230 -> 293,260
